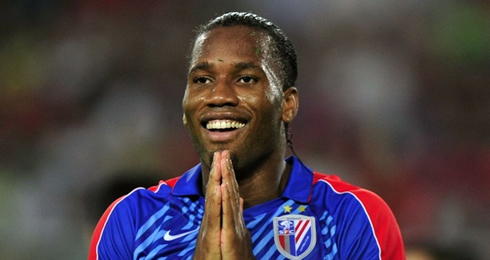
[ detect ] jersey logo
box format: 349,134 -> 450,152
273,214 -> 316,260
163,228 -> 199,241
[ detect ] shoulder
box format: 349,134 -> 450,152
312,172 -> 388,211
109,177 -> 182,217
311,171 -> 397,229
311,172 -> 405,259
88,177 -> 182,260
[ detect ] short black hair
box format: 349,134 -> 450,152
190,12 -> 297,90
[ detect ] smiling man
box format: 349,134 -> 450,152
89,12 -> 405,260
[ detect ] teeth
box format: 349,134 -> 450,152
206,120 -> 245,130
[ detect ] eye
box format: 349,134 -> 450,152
238,76 -> 257,84
193,77 -> 212,84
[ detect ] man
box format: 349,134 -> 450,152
89,12 -> 405,259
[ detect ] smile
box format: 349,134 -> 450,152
206,120 -> 246,130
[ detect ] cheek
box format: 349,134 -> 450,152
182,97 -> 198,126
182,89 -> 204,113
261,66 -> 282,103
266,88 -> 283,107
259,88 -> 283,117
242,94 -> 282,123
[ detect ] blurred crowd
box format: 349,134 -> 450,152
1,1 -> 489,259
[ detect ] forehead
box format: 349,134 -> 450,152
191,26 -> 271,63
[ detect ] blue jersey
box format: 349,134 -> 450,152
89,156 -> 405,259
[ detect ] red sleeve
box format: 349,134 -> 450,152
355,189 -> 406,259
162,177 -> 179,188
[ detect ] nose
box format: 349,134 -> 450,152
206,79 -> 239,107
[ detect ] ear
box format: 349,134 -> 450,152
281,87 -> 299,123
182,114 -> 188,126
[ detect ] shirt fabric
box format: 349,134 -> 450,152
89,156 -> 405,259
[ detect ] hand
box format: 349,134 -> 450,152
193,150 -> 255,260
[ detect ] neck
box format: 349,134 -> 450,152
238,157 -> 291,209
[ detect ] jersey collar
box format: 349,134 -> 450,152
171,163 -> 203,196
171,156 -> 314,203
282,156 -> 314,203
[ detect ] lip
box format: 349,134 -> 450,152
205,127 -> 245,142
200,111 -> 249,124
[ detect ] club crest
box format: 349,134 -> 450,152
273,214 -> 316,259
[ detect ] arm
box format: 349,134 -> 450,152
88,196 -> 134,260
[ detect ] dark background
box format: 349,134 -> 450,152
1,1 -> 489,259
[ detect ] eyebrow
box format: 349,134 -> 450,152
188,61 -> 211,75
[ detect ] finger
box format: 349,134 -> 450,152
201,152 -> 222,239
219,152 -> 252,258
207,151 -> 222,189
220,151 -> 241,232
239,197 -> 244,213
220,151 -> 240,205
194,152 -> 223,259
204,151 -> 222,223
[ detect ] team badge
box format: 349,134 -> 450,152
273,214 -> 316,259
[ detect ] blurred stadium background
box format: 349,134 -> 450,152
1,1 -> 489,259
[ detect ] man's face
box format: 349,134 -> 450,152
182,26 -> 286,171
